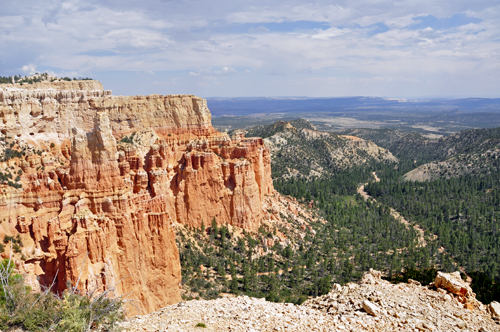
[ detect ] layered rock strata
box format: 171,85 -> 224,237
0,79 -> 104,91
0,81 -> 215,145
0,82 -> 273,314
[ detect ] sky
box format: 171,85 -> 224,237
1,0 -> 499,98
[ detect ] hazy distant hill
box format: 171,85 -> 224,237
337,128 -> 427,158
341,127 -> 500,160
241,119 -> 397,178
208,97 -> 500,116
245,118 -> 316,138
402,150 -> 500,181
211,98 -> 500,139
341,127 -> 500,180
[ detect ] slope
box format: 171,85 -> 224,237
243,119 -> 397,179
340,127 -> 500,181
123,270 -> 500,331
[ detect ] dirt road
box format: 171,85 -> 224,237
358,172 -> 428,247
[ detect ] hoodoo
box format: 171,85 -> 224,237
0,80 -> 273,314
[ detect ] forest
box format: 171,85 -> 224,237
178,166 -> 457,304
0,73 -> 93,84
178,121 -> 500,305
367,168 -> 500,281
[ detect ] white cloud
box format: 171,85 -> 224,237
248,26 -> 270,33
189,67 -> 238,78
0,0 -> 499,97
310,27 -> 349,40
22,64 -> 37,75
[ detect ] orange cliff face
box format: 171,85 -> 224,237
0,82 -> 274,314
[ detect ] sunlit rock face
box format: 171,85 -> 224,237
0,81 -> 273,314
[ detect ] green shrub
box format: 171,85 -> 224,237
18,292 -> 60,332
3,235 -> 21,246
384,267 -> 439,286
120,132 -> 136,144
120,136 -> 133,144
195,322 -> 207,328
12,244 -> 21,254
0,256 -> 125,331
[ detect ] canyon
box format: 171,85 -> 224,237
0,81 -> 273,314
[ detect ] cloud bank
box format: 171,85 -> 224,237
1,0 -> 499,97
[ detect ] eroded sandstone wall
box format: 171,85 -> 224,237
0,81 -> 214,145
0,82 -> 274,314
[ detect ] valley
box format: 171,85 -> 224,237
3,0 -> 500,330
0,77 -> 499,330
358,172 -> 430,248
180,117 -> 500,305
182,116 -> 500,310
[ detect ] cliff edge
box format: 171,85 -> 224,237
0,81 -> 274,314
122,270 -> 500,331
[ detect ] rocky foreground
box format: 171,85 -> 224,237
121,270 -> 500,331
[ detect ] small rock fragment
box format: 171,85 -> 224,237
362,300 -> 380,316
408,279 -> 421,286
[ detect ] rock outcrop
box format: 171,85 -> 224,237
302,269 -> 498,331
0,81 -> 274,315
0,79 -> 104,91
0,81 -> 215,147
434,271 -> 474,298
490,301 -> 500,320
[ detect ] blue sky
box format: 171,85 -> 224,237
0,0 -> 499,98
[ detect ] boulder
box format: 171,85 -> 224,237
489,301 -> 500,319
435,271 -> 473,298
408,279 -> 421,286
362,300 -> 380,316
361,268 -> 383,285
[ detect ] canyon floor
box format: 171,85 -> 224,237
357,172 -> 429,248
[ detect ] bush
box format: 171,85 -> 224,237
120,136 -> 133,144
0,254 -> 125,331
12,244 -> 21,254
1,148 -> 22,162
384,267 -> 438,286
120,132 -> 136,144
